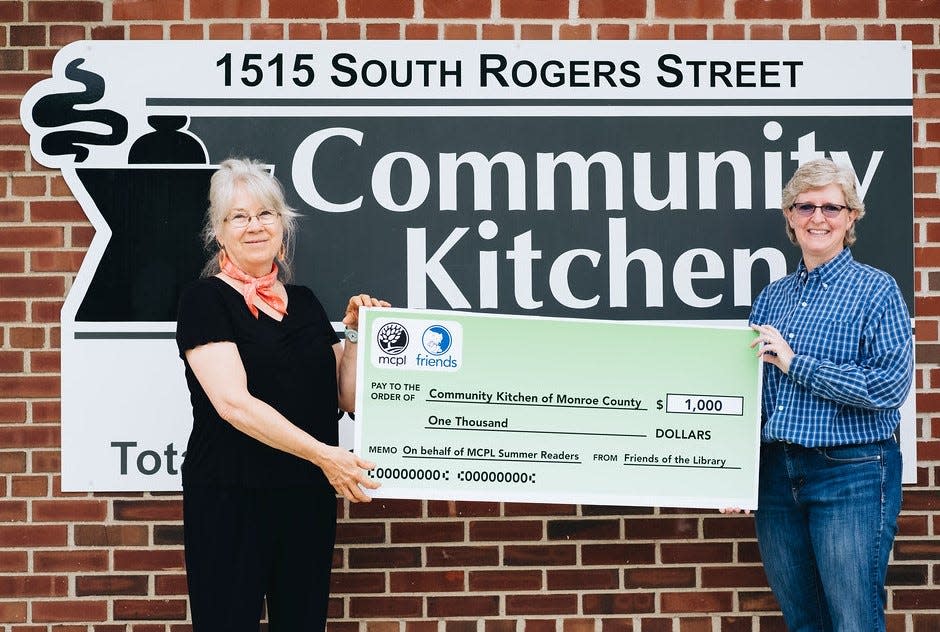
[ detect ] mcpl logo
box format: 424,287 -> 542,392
377,322 -> 409,366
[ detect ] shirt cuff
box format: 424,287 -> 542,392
788,354 -> 817,387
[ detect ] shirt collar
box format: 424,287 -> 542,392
796,248 -> 853,286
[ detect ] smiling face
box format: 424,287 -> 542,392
787,183 -> 858,270
217,183 -> 284,277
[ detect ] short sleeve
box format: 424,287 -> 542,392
176,280 -> 237,357
300,285 -> 341,345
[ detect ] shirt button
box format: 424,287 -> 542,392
778,406 -> 784,411
823,283 -> 828,289
801,302 -> 807,307
788,333 -> 794,338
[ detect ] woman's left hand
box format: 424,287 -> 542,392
343,294 -> 391,332
315,444 -> 380,503
750,323 -> 795,374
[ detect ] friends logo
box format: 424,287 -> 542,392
417,324 -> 458,368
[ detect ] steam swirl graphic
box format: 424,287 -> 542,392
30,58 -> 128,163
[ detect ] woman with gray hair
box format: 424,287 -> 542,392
176,158 -> 387,629
734,158 -> 912,630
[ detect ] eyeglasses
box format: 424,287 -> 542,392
789,203 -> 851,218
225,209 -> 279,228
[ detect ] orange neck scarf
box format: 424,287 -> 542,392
219,252 -> 288,319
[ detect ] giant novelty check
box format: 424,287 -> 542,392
354,309 -> 762,510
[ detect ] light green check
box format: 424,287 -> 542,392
354,308 -> 761,510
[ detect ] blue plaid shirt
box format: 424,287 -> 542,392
749,248 -> 912,447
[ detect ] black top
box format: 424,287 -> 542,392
176,276 -> 340,490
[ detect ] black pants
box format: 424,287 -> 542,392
183,485 -> 337,631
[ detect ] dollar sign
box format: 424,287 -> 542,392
656,399 -> 663,410
31,58 -> 128,162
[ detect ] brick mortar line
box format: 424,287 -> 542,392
5,22 -> 940,37
20,18 -> 940,24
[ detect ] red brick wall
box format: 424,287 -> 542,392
2,1 -> 939,630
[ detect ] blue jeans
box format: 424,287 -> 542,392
754,438 -> 901,632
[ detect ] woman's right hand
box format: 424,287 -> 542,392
315,444 -> 380,503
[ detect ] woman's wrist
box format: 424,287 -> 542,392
306,438 -> 332,467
